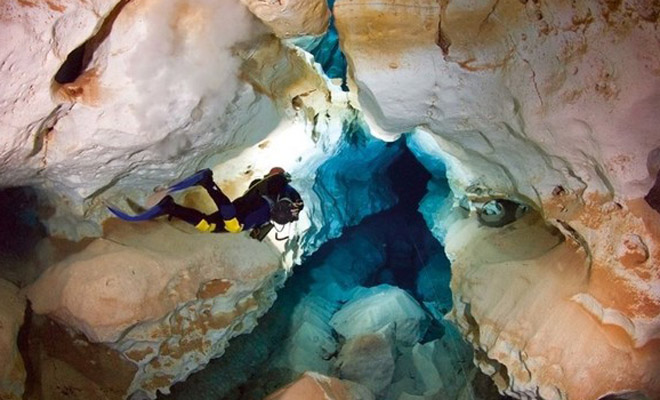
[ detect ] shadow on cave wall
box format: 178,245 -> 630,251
0,186 -> 47,287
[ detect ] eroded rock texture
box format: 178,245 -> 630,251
0,0 -> 402,398
27,222 -> 283,398
265,371 -> 374,400
334,0 -> 660,398
1,0 -> 659,399
242,0 -> 331,38
0,279 -> 25,400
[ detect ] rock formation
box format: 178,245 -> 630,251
0,0 -> 658,399
0,279 -> 25,400
265,371 -> 374,400
334,0 -> 660,398
27,223 -> 284,397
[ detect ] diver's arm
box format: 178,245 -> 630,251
283,185 -> 303,207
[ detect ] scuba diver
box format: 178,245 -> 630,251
108,167 -> 304,241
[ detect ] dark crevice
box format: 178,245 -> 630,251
644,168 -> 660,214
0,187 -> 47,287
0,187 -> 46,258
53,0 -> 131,85
17,303 -> 36,399
54,44 -> 87,84
598,392 -> 649,400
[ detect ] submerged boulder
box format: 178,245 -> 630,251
330,285 -> 429,346
265,371 -> 374,400
335,331 -> 395,396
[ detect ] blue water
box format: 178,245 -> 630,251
162,144 -> 456,399
298,0 -> 348,90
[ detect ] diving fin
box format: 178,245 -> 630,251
107,196 -> 173,222
108,169 -> 212,222
108,204 -> 167,222
167,168 -> 213,193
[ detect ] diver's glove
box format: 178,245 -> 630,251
224,217 -> 243,233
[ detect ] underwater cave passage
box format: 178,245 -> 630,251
0,186 -> 47,287
162,141 -> 505,400
295,0 -> 348,90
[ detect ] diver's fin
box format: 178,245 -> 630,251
107,204 -> 166,222
107,196 -> 173,222
167,169 -> 212,193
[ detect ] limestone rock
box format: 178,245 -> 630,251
22,314 -> 138,400
336,0 -> 660,201
330,285 -> 429,346
265,371 -> 374,400
269,295 -> 339,377
26,220 -> 283,398
0,0 -> 338,242
445,209 -> 660,399
386,335 -> 481,400
241,0 -> 331,38
0,279 -> 26,400
336,332 -> 395,396
1,0 -> 260,189
617,233 -> 649,267
335,1 -> 660,398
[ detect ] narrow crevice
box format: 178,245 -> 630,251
436,1 -> 451,56
53,0 -> 131,85
54,44 -> 87,84
598,392 -> 649,400
296,0 -> 348,90
161,141 -> 506,399
17,303 -> 36,399
644,158 -> 660,214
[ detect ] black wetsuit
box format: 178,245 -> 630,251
167,174 -> 302,232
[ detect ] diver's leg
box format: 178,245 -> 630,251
199,176 -> 237,220
161,196 -> 220,233
199,174 -> 230,204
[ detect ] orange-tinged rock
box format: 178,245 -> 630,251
265,372 -> 374,400
26,221 -> 283,398
446,207 -> 660,400
242,0 -> 330,38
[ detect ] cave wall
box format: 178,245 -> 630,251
0,0 -> 659,399
333,1 -> 660,398
0,0 -> 403,398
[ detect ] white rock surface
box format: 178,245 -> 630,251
330,285 -> 429,346
445,209 -> 660,399
271,295 -> 339,376
336,0 -> 660,202
385,333 -> 476,400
